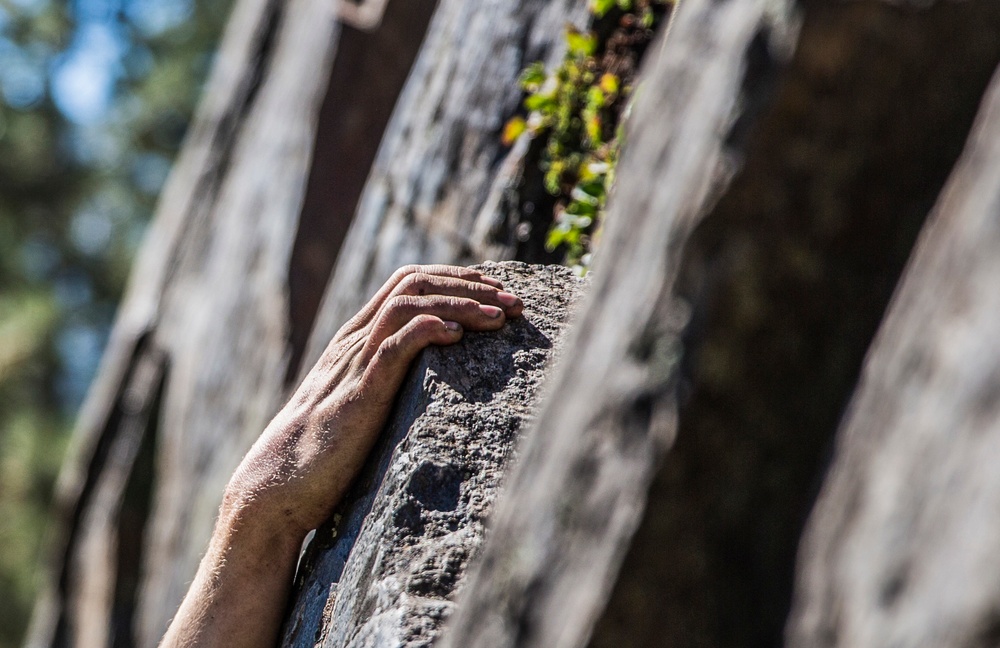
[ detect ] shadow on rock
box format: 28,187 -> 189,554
430,317 -> 552,405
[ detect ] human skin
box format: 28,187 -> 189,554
160,264 -> 523,648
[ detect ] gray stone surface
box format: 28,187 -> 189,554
280,261 -> 586,648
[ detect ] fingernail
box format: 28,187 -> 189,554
496,291 -> 520,308
480,305 -> 503,318
444,320 -> 461,331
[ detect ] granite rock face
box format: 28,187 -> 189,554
280,262 -> 586,648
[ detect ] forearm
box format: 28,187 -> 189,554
160,412 -> 372,648
161,265 -> 523,646
160,492 -> 303,648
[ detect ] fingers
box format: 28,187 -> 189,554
362,293 -> 507,361
356,269 -> 523,347
393,273 -> 523,318
360,314 -> 463,400
343,265 -> 509,335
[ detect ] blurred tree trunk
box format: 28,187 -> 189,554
786,70 -> 1000,648
26,1 -> 350,645
27,0 -> 587,645
585,3 -> 1000,648
30,0 -> 1000,647
25,0 -> 381,646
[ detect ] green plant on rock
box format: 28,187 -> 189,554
504,0 -> 674,273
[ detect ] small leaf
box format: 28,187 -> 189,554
578,178 -> 606,197
524,92 -> 556,112
566,29 -> 597,57
519,62 -> 547,91
566,199 -> 597,216
586,115 -> 603,144
501,116 -> 527,146
590,0 -> 616,17
641,8 -> 655,29
599,73 -> 620,96
544,162 -> 565,195
567,200 -> 597,217
545,231 -> 562,252
586,85 -> 606,110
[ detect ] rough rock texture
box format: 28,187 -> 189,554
281,261 -> 586,648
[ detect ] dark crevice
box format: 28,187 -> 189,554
509,2 -> 674,265
588,1 -> 1000,647
972,610 -> 1000,648
510,134 -> 564,264
49,331 -> 155,647
724,24 -> 791,151
110,355 -> 167,648
284,0 -> 439,386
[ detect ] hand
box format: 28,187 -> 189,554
162,265 -> 522,648
227,264 -> 523,537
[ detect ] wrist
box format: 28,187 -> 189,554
164,476 -> 303,647
216,482 -> 307,559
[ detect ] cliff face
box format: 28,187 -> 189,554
281,262 -> 587,648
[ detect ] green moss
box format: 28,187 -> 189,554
504,0 -> 674,273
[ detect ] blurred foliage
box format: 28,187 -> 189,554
0,0 -> 231,644
505,0 -> 672,273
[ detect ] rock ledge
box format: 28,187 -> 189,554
281,262 -> 586,648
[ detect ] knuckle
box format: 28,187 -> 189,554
409,313 -> 441,331
374,340 -> 400,365
454,296 -> 481,311
435,295 -> 467,312
429,264 -> 465,278
385,294 -> 419,315
393,264 -> 421,282
422,295 -> 469,315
